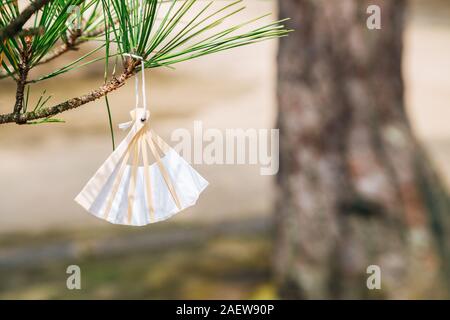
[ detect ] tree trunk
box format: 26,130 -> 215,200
275,0 -> 450,299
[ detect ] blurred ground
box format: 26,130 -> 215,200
0,0 -> 449,299
0,219 -> 274,299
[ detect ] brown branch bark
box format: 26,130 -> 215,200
14,27 -> 44,38
0,0 -> 53,41
13,37 -> 33,118
13,61 -> 30,116
0,62 -> 137,125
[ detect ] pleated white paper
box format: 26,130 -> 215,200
75,108 -> 208,226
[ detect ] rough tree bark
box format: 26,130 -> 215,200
275,0 -> 450,299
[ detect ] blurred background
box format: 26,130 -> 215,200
0,0 -> 449,299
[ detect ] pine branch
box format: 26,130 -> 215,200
0,60 -> 137,124
0,17 -> 105,80
13,60 -> 30,115
0,0 -> 53,41
0,0 -> 291,126
31,27 -> 103,65
13,37 -> 33,116
15,27 -> 45,38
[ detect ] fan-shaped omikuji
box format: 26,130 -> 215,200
75,107 -> 209,226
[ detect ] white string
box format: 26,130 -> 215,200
134,66 -> 139,110
122,53 -> 148,122
141,59 -> 147,116
118,2 -> 147,129
138,0 -> 146,116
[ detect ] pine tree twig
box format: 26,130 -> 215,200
15,27 -> 45,38
0,61 -> 137,125
0,27 -> 105,79
13,37 -> 33,116
40,29 -> 83,61
0,0 -> 291,124
13,62 -> 30,116
38,26 -> 105,63
0,0 -> 53,41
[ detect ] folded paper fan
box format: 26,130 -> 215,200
75,107 -> 209,226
